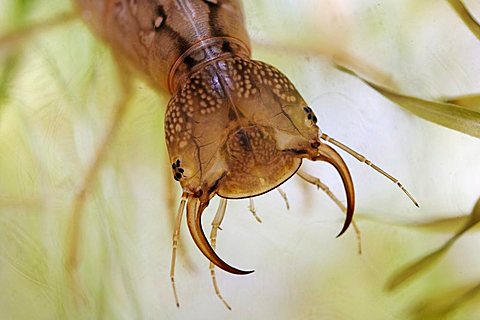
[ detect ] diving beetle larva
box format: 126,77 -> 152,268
73,0 -> 419,308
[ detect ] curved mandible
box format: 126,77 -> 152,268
316,143 -> 356,237
186,196 -> 254,275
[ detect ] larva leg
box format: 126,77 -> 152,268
209,198 -> 232,310
66,65 -> 133,287
248,198 -> 262,223
297,169 -> 362,254
0,12 -> 77,49
276,187 -> 290,210
321,133 -> 419,207
297,170 -> 346,212
170,193 -> 187,308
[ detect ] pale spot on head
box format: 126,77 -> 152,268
154,16 -> 164,28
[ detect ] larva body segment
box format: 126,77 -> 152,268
75,0 -> 250,92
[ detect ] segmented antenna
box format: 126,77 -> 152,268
321,133 -> 419,208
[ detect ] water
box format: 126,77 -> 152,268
0,1 -> 479,319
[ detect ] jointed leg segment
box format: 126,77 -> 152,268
209,199 -> 232,310
297,169 -> 362,254
277,187 -> 290,210
297,170 -> 346,213
170,193 -> 187,308
248,198 -> 262,223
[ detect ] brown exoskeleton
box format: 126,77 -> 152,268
166,55 -> 356,273
72,0 -> 418,309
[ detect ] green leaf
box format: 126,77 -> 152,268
410,282 -> 480,319
445,94 -> 480,112
386,197 -> 480,291
386,246 -> 449,292
337,65 -> 480,138
0,12 -> 76,49
447,0 -> 480,41
399,216 -> 476,233
468,195 -> 480,221
357,214 -> 474,233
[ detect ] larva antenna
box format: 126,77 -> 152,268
320,133 -> 419,208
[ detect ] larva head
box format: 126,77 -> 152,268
166,58 -> 319,198
165,57 -> 355,274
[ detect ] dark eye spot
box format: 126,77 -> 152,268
307,114 -> 312,120
175,173 -> 182,180
303,107 -> 310,113
176,159 -> 181,167
178,168 -> 185,173
172,162 -> 177,169
312,115 -> 317,123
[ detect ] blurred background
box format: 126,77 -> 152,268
0,0 -> 479,319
